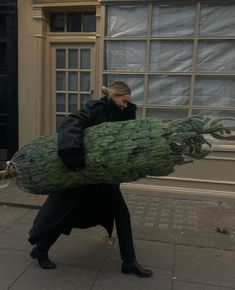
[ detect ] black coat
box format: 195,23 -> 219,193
29,96 -> 136,245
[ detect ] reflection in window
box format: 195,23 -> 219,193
67,12 -> 82,32
50,11 -> 96,32
81,49 -> 91,69
80,72 -> 90,92
56,72 -> 66,91
56,93 -> 66,112
69,49 -> 78,69
50,13 -> 64,32
83,12 -> 96,32
68,72 -> 78,91
69,94 -> 78,112
56,49 -> 66,69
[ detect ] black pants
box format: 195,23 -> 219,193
35,186 -> 136,263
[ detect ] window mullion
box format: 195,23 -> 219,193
189,1 -> 201,116
143,3 -> 152,118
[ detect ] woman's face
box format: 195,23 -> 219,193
112,94 -> 131,110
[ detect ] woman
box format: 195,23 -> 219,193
28,81 -> 152,278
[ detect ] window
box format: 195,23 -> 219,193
103,3 -> 235,126
54,47 -> 93,131
50,11 -> 96,33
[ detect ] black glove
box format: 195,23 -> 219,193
58,147 -> 85,169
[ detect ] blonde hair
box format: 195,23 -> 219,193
102,81 -> 131,98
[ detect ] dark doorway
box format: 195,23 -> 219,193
0,0 -> 18,168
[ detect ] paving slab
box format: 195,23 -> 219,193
107,239 -> 175,270
0,248 -> 32,290
9,264 -> 98,290
0,223 -> 31,251
125,196 -> 235,250
174,280 -> 235,290
175,245 -> 235,288
93,262 -> 172,290
0,183 -> 46,207
49,232 -> 112,268
17,209 -> 38,225
0,205 -> 30,227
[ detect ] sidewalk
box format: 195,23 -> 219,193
0,184 -> 235,290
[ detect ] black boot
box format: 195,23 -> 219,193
30,246 -> 56,269
121,261 -> 153,278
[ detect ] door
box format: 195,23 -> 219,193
0,3 -> 18,165
52,43 -> 95,132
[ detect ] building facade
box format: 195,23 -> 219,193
18,0 -> 235,198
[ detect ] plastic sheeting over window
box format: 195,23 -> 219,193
197,41 -> 235,72
103,4 -> 235,122
152,5 -> 196,36
148,75 -> 190,105
150,41 -> 193,72
106,6 -> 148,37
194,77 -> 235,107
200,4 -> 235,36
105,41 -> 146,71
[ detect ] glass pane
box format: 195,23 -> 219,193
0,17 -> 6,36
69,49 -> 78,69
80,72 -> 90,91
69,93 -> 78,112
83,11 -> 96,32
56,115 -> 65,132
56,49 -> 66,69
68,72 -> 78,91
148,75 -> 190,105
106,6 -> 147,37
103,74 -> 144,105
56,93 -> 66,112
50,13 -> 65,32
80,94 -> 90,109
194,76 -> 235,107
81,49 -> 91,69
197,40 -> 235,72
200,4 -> 235,36
56,72 -> 66,91
152,4 -> 196,36
150,40 -> 193,72
105,41 -> 146,71
146,108 -> 188,120
67,12 -> 81,32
